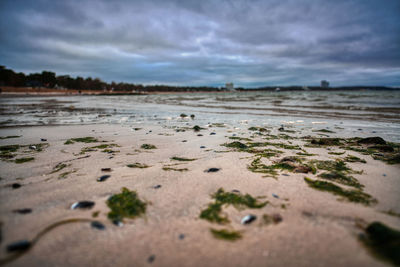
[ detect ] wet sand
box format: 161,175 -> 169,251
0,123 -> 399,267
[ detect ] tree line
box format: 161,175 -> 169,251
0,66 -> 224,92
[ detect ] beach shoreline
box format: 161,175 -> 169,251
0,121 -> 399,266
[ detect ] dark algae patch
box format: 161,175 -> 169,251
170,157 -> 197,161
210,228 -> 242,241
14,157 -> 34,164
304,177 -> 376,205
361,222 -> 400,266
344,155 -> 366,163
0,136 -> 21,139
162,167 -> 188,172
51,163 -> 69,173
200,188 -> 267,224
107,187 -> 147,222
64,137 -> 99,144
127,163 -> 151,168
141,144 -> 157,149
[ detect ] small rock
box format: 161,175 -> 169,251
112,220 -> 124,227
29,145 -> 37,150
148,255 -> 156,263
272,193 -> 279,199
383,174 -> 387,177
13,208 -> 32,214
197,134 -> 203,136
357,137 -> 386,145
190,114 -> 195,119
101,168 -> 112,172
182,140 -> 187,142
91,221 -> 106,230
205,168 -> 220,173
179,234 -> 185,240
282,174 -> 290,176
294,165 -> 312,173
232,189 -> 240,193
71,201 -> 95,210
97,175 -> 110,182
241,214 -> 257,225
200,146 -> 206,149
210,132 -> 216,135
278,126 -> 284,131
40,138 -> 47,142
272,213 -> 283,223
153,185 -> 162,189
7,240 -> 31,253
108,156 -> 114,159
12,183 -> 21,189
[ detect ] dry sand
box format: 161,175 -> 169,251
0,123 -> 399,267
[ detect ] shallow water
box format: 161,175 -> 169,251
1,90 -> 400,141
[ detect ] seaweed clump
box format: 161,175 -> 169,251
141,144 -> 157,149
170,157 -> 197,161
210,228 -> 242,241
199,188 -> 267,224
304,177 -> 376,205
127,163 -> 151,168
64,137 -> 99,144
14,157 -> 34,164
361,221 -> 400,266
106,187 -> 147,222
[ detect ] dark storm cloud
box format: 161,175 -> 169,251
1,0 -> 399,86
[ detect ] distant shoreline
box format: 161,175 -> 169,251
0,86 -> 398,97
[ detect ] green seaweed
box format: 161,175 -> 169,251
328,151 -> 346,155
309,160 -> 353,173
344,155 -> 366,163
51,163 -> 69,173
304,177 -> 376,205
180,113 -> 188,118
306,138 -> 343,147
296,152 -> 316,156
361,222 -> 400,266
248,141 -> 301,150
162,167 -> 188,172
228,136 -> 252,141
0,144 -> 20,153
170,157 -> 197,161
193,125 -> 203,132
318,171 -> 363,189
313,129 -> 336,133
15,157 -> 34,164
64,137 -> 99,144
107,187 -> 147,222
222,141 -> 248,150
248,127 -> 268,132
58,171 -> 72,179
141,144 -> 157,149
210,228 -> 242,241
0,135 -> 21,139
80,143 -> 120,154
127,163 -> 151,168
200,188 -> 267,224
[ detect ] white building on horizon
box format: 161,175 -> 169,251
226,82 -> 234,91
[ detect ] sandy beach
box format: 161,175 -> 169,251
1,119 -> 399,267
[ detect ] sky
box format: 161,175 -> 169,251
1,0 -> 400,87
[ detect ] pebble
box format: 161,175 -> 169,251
179,234 -> 185,240
205,168 -> 220,173
241,214 -> 257,225
272,213 -> 283,223
200,146 -> 206,149
153,185 -> 162,189
148,255 -> 156,263
97,175 -> 110,182
182,140 -> 187,142
108,156 -> 114,159
210,132 -> 216,135
197,134 -> 203,136
101,168 -> 112,172
7,240 -> 31,252
91,221 -> 106,230
272,193 -> 279,199
112,220 -> 124,227
232,189 -> 240,193
71,201 -> 95,210
12,183 -> 21,189
383,174 -> 387,177
29,145 -> 37,150
13,208 -> 32,214
40,138 -> 47,142
281,174 -> 290,176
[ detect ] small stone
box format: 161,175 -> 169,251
190,114 -> 195,119
108,156 -> 114,159
182,140 -> 187,142
383,174 -> 387,177
272,193 -> 279,199
71,201 -> 95,210
232,189 -> 240,193
294,165 -> 312,173
205,168 -> 220,173
91,221 -> 106,230
40,138 -> 47,142
112,220 -> 124,227
101,168 -> 112,172
12,183 -> 21,189
278,126 -> 284,131
210,132 -> 216,135
179,234 -> 185,240
272,213 -> 283,223
200,146 -> 206,149
153,185 -> 162,189
7,240 -> 31,252
197,134 -> 203,136
148,255 -> 156,263
282,174 -> 290,176
13,208 -> 32,214
241,214 -> 257,225
97,175 -> 110,182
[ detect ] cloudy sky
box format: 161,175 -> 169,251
1,0 -> 399,87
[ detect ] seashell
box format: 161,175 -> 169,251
241,214 -> 257,225
71,201 -> 95,210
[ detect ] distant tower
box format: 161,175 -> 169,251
226,82 -> 234,91
321,80 -> 329,88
